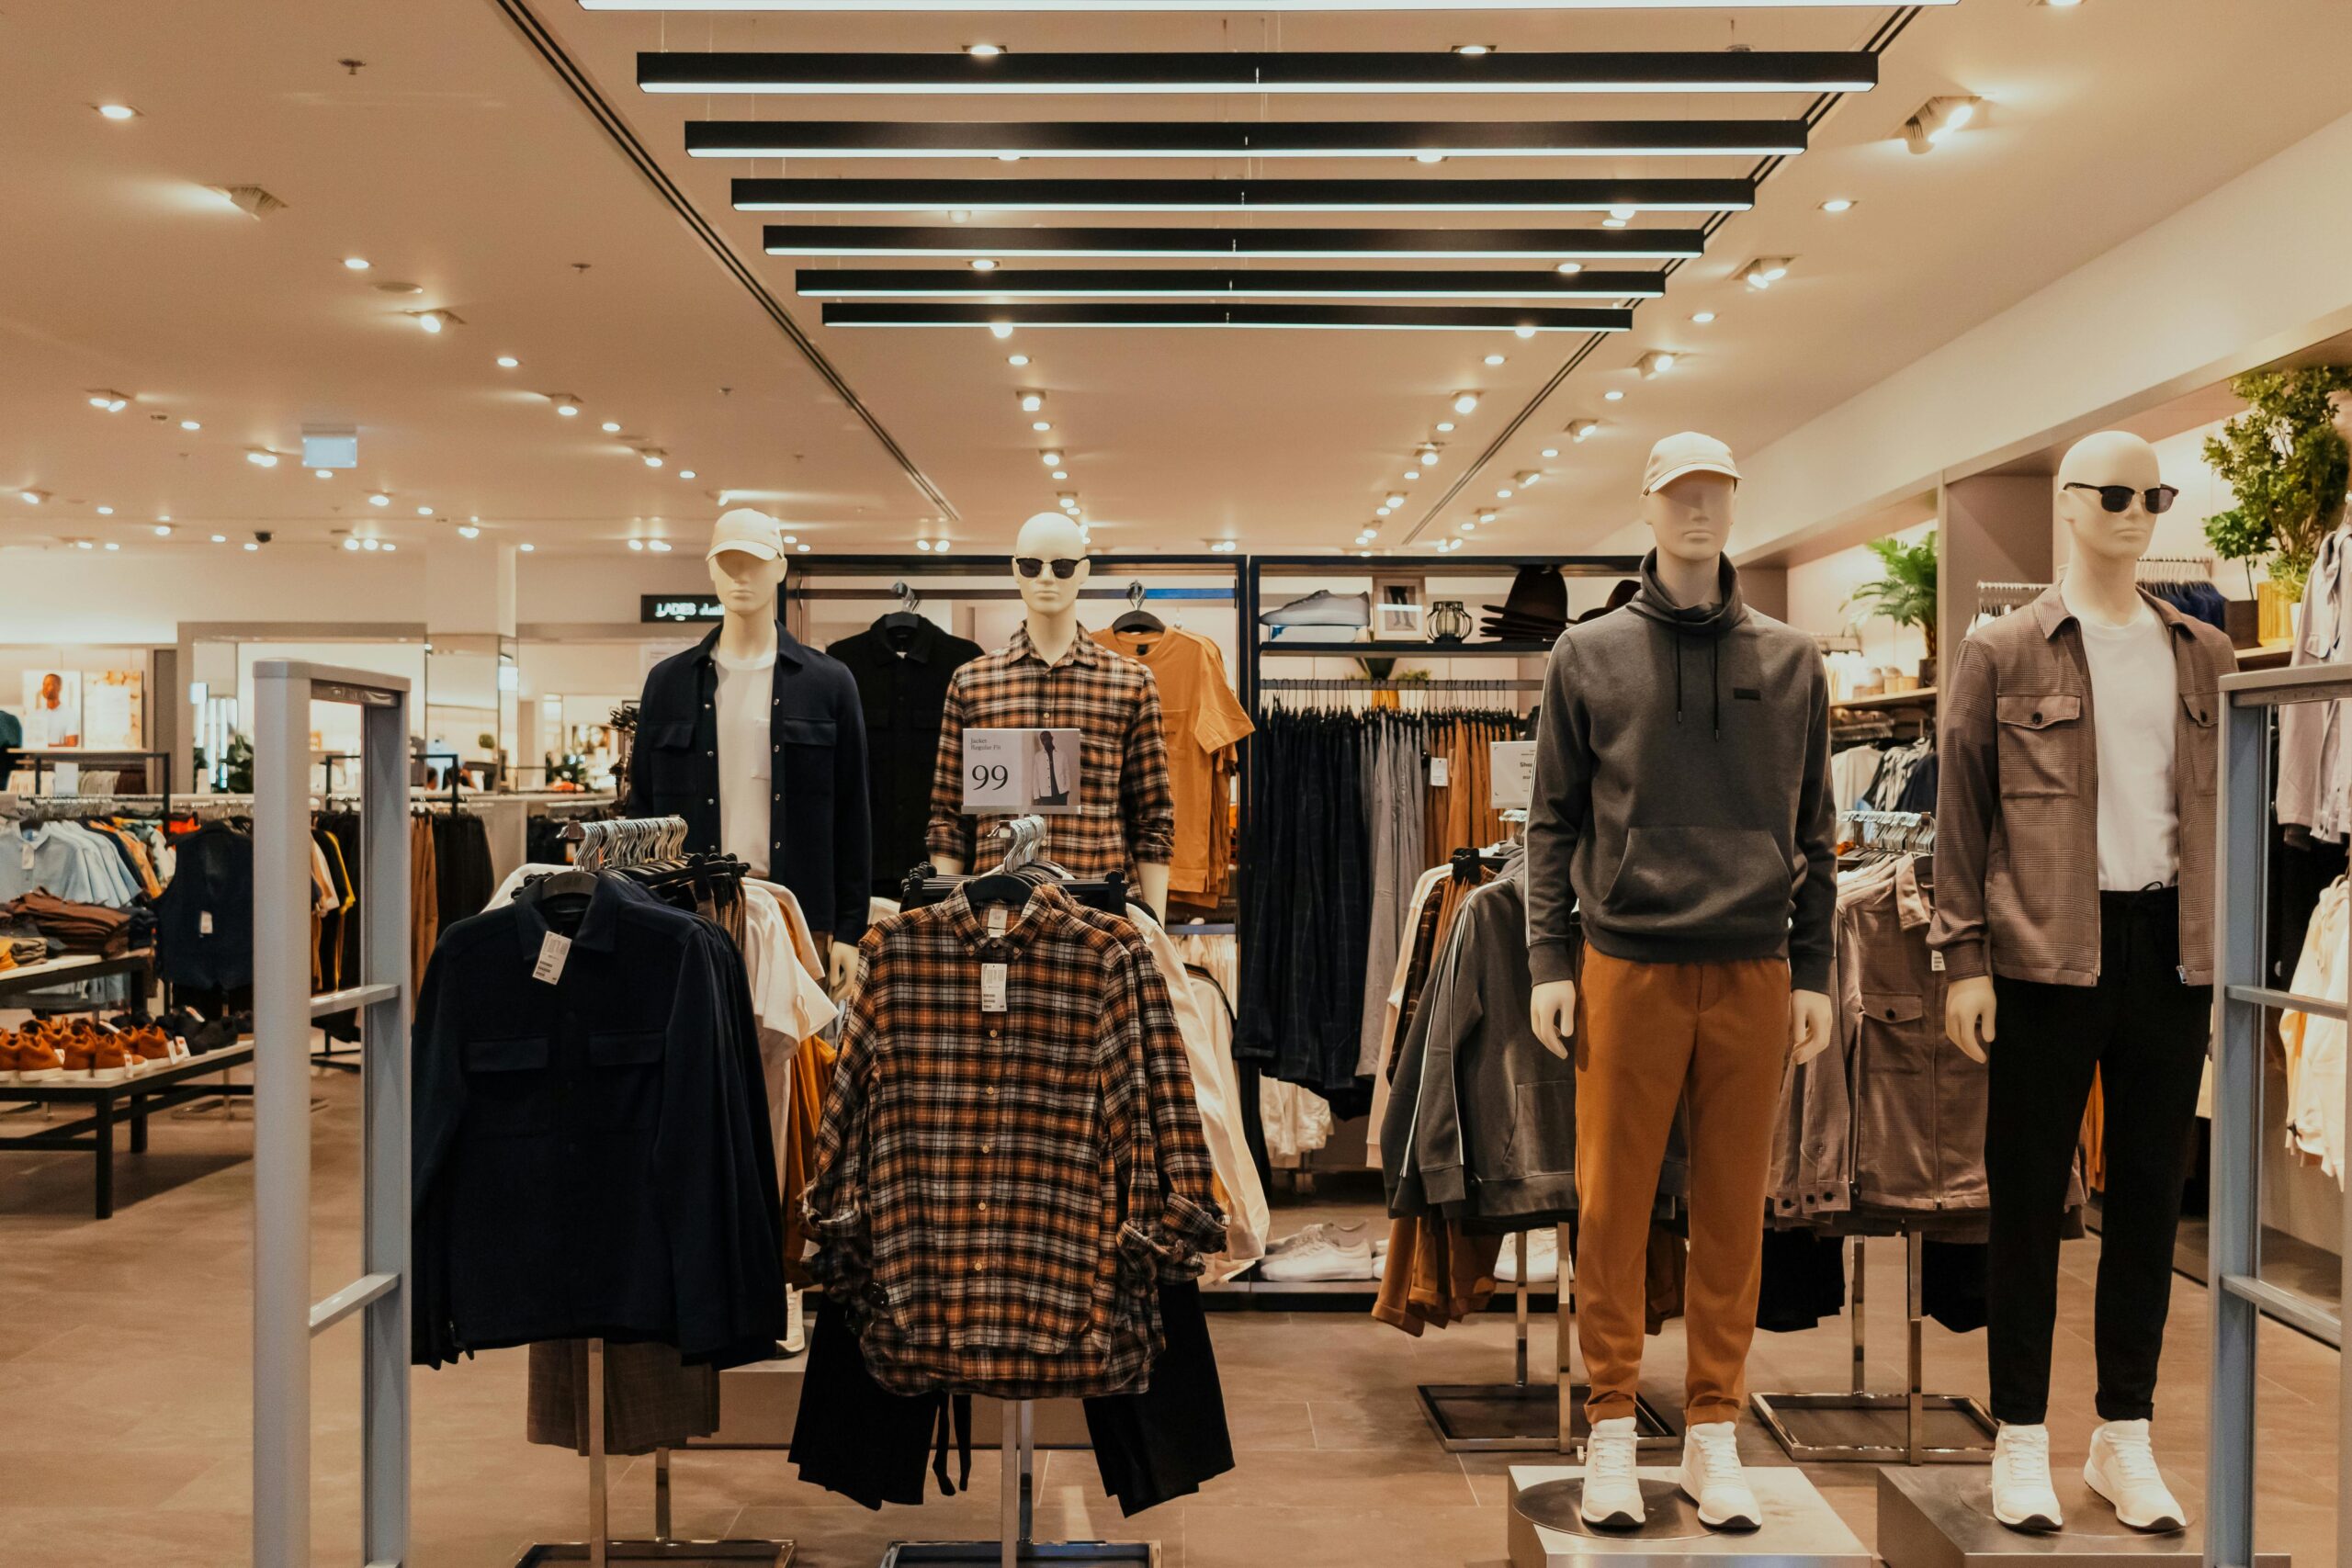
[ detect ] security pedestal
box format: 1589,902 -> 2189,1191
1505,1465 -> 1871,1568
1875,1467 -> 2289,1568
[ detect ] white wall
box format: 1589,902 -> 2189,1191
1786,519 -> 1938,673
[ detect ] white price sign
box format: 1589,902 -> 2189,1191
963,728 -> 1083,816
1490,740 -> 1536,811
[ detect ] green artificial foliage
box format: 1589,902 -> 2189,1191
2201,366 -> 2352,603
2201,505 -> 2273,599
195,732 -> 255,794
1846,530 -> 1939,659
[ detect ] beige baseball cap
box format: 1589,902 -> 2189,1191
1642,431 -> 1742,495
706,507 -> 785,562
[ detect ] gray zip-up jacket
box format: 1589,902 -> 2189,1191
1525,552 -> 1838,995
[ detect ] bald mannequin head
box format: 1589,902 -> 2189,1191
2056,431 -> 2165,570
1013,511 -> 1090,617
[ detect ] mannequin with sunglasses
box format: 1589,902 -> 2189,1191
1932,430 -> 2235,1536
927,512 -> 1174,920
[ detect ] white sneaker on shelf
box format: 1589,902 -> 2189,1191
1579,1416 -> 1645,1530
1264,1221 -> 1366,1257
1257,1235 -> 1374,1282
1494,1228 -> 1559,1285
1677,1420 -> 1760,1531
2085,1420 -> 2187,1532
1990,1423 -> 2064,1533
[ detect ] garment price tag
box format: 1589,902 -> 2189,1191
1427,754 -> 1450,787
50,762 -> 81,797
963,728 -> 1083,816
1929,951 -> 1945,972
532,931 -> 572,986
1490,741 -> 1537,810
980,961 -> 1008,1012
199,910 -> 214,936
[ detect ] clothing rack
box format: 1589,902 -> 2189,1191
1974,580 -> 2050,615
2135,554 -> 2213,582
1261,678 -> 1544,693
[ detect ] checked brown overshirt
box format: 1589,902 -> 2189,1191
804,879 -> 1225,1399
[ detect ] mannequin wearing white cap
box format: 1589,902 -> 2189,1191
707,509 -> 787,883
927,512 -> 1174,920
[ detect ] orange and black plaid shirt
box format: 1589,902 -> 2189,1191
804,880 -> 1224,1399
926,623 -> 1177,883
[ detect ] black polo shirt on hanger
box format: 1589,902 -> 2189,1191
631,621 -> 873,941
828,618 -> 984,896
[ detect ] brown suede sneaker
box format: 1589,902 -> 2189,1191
7,1032 -> 67,1084
62,1032 -> 131,1084
124,1026 -> 175,1072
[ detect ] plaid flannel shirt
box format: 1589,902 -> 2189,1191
804,880 -> 1225,1399
926,623 -> 1178,884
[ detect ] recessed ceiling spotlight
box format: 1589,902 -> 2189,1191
99,541 -> 118,552
1691,310 -> 1717,323
1497,486 -> 1514,499
1601,217 -> 1628,230
1032,421 -> 1052,432
1375,505 -> 1392,517
970,257 -> 998,271
153,523 -> 170,536
343,256 -> 370,271
180,419 -> 201,431
1555,262 -> 1584,276
345,537 -> 361,552
243,541 -> 259,552
648,538 -> 672,552
1435,421 -> 1455,433
1007,354 -> 1030,367
643,453 -> 664,468
989,322 -> 1015,339
362,537 -> 382,552
782,534 -> 797,544
1484,354 -> 1506,367
1020,391 -> 1045,412
1743,256 -> 1792,288
416,504 -> 434,516
87,390 -> 130,412
1460,522 -> 1476,534
1639,350 -> 1677,377
679,468 -> 696,479
1051,468 -> 1069,479
1903,95 -> 1981,154
73,539 -> 93,550
967,41 -> 1004,56
915,538 -> 934,552
628,538 -> 645,552
1452,43 -> 1494,56
554,396 -> 581,416
1211,540 -> 1237,554
1514,325 -> 1538,340
1819,197 -> 1856,213
797,542 -> 810,553
1041,449 -> 1063,466
498,355 -> 521,368
1453,391 -> 1481,415
1603,389 -> 1625,402
245,448 -> 279,468
96,504 -> 115,515
1568,419 -> 1601,441
457,524 -> 481,539
601,420 -> 622,433
412,309 -> 459,333
210,534 -> 226,543
1385,491 -> 1407,507
1540,446 -> 1559,458
1516,471 -> 1541,487
1404,469 -> 1420,481
1419,446 -> 1440,465
315,468 -> 334,479
519,542 -> 536,552
96,103 -> 140,121
368,492 -> 390,506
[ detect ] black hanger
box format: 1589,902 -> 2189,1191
876,581 -> 925,651
1111,580 -> 1164,637
963,864 -> 1039,908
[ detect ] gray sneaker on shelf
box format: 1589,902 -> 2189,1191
1257,1233 -> 1376,1282
1264,1222 -> 1367,1256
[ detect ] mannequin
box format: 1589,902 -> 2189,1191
928,513 -> 1172,921
631,508 -> 872,992
1932,431 -> 2235,1535
1522,433 -> 1836,1533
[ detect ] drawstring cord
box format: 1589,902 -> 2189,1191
1712,637 -> 1722,739
1674,633 -> 1685,724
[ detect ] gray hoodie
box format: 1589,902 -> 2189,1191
1524,552 -> 1836,994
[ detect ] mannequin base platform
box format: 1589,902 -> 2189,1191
1415,1382 -> 1679,1452
1505,1465 -> 1871,1568
878,1541 -> 1157,1566
1749,1391 -> 1996,1463
1875,1467 -> 2288,1568
514,1540 -> 789,1565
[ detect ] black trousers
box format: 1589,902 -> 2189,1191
1986,886 -> 2211,1425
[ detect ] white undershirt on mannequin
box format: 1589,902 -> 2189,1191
713,648 -> 776,878
2064,581 -> 2178,890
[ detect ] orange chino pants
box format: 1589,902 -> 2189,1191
1574,948 -> 1789,1426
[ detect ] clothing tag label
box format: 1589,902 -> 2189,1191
532,931 -> 572,986
964,728 -> 1083,816
199,910 -> 214,936
1489,741 -> 1535,810
1428,755 -> 1451,787
986,908 -> 1008,938
18,839 -> 33,872
981,961 -> 1008,1012
1929,951 -> 1945,972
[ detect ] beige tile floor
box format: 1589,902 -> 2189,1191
0,1068 -> 2338,1567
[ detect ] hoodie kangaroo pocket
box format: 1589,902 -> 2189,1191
1601,825 -> 1790,938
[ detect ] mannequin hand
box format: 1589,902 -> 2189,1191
1136,863 -> 1170,928
1529,979 -> 1577,1060
827,939 -> 858,994
1945,976 -> 1995,1064
1789,988 -> 1834,1066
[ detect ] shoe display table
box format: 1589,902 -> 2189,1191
0,1041 -> 253,1217
1876,1466 -> 2290,1568
1506,1464 -> 1871,1568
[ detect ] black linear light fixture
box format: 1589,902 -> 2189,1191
734,176 -> 1756,213
767,225 -> 1705,260
686,119 -> 1810,161
639,51 -> 1879,96
819,302 -> 1636,333
795,267 -> 1668,300
596,0 -> 1944,11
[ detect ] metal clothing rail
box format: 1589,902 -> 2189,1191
251,661 -> 413,1568
2211,661 -> 2352,1568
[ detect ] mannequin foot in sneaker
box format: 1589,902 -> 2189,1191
1990,1424 -> 2064,1533
1677,1421 -> 1760,1531
1579,1416 -> 1644,1530
2084,1420 -> 2186,1532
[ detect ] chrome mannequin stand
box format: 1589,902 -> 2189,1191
881,1401 -> 1156,1568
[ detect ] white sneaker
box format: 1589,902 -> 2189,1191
1579,1416 -> 1645,1530
1678,1421 -> 1760,1531
2085,1420 -> 2187,1532
1494,1228 -> 1559,1285
1990,1424 -> 2064,1533
1257,1235 -> 1374,1281
1265,1222 -> 1366,1256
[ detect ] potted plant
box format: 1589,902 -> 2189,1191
1846,530 -> 1939,684
2202,365 -> 2352,644
2201,504 -> 2272,648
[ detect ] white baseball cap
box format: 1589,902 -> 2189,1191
706,507 -> 785,562
1642,432 -> 1742,496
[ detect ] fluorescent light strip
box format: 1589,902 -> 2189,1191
819,302 -> 1635,332
766,225 -> 1706,259
685,118 -> 1809,160
795,267 -> 1669,300
734,176 -> 1755,213
597,0 -> 1944,10
639,51 -> 1879,96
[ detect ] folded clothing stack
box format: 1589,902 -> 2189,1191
2,892 -> 135,957
0,916 -> 51,965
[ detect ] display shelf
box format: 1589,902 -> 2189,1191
0,1039 -> 254,1217
1832,687 -> 1937,711
0,947 -> 154,996
1257,639 -> 1555,659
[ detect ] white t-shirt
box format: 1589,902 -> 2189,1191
713,648 -> 776,877
2065,585 -> 2178,891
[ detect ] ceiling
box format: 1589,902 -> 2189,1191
6,0 -> 2351,563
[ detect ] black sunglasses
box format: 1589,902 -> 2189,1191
2064,481 -> 2179,515
1014,557 -> 1082,579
